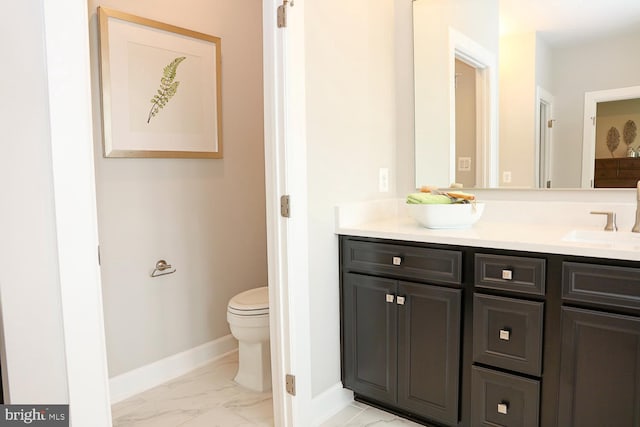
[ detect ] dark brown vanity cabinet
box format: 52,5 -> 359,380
339,236 -> 640,426
557,262 -> 640,427
341,238 -> 463,426
471,254 -> 545,427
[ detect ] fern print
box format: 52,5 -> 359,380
147,56 -> 186,123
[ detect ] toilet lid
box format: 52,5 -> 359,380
228,287 -> 269,315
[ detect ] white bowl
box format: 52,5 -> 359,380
407,202 -> 485,229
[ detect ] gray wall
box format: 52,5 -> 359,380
88,0 -> 267,377
413,0 -> 499,188
305,0 -> 398,396
551,30 -> 640,187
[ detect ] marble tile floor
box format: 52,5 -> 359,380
111,351 -> 274,427
319,401 -> 424,427
112,350 -> 422,427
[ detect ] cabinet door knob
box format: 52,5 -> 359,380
396,296 -> 406,305
392,256 -> 402,266
501,269 -> 513,280
385,294 -> 395,303
497,402 -> 509,415
499,329 -> 511,341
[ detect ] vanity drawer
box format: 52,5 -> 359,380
473,294 -> 543,376
475,254 -> 546,296
562,262 -> 640,313
471,366 -> 540,427
342,239 -> 461,285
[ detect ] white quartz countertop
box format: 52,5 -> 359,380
335,199 -> 640,262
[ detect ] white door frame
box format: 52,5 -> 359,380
581,85 -> 640,188
39,1 -> 305,426
449,28 -> 498,188
43,0 -> 112,425
535,86 -> 554,188
263,0 -> 310,425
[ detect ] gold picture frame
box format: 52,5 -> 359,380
98,7 -> 222,158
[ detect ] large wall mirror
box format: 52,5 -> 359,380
413,0 -> 640,189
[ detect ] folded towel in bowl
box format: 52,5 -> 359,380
406,193 -> 452,204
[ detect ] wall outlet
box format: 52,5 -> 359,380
379,168 -> 389,192
503,171 -> 512,183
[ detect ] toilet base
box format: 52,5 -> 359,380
235,340 -> 271,392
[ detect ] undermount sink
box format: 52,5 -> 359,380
562,230 -> 640,248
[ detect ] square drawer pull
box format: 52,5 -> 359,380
396,296 -> 406,305
385,294 -> 395,303
499,329 -> 511,341
497,402 -> 509,415
502,269 -> 513,280
392,256 -> 402,266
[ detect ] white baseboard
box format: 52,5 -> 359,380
109,334 -> 237,404
311,382 -> 354,426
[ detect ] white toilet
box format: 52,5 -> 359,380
227,286 -> 271,392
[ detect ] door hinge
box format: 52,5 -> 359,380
547,119 -> 555,128
277,0 -> 294,28
285,374 -> 296,395
97,245 -> 101,266
280,195 -> 291,218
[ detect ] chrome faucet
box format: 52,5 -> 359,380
591,211 -> 617,231
633,181 -> 640,233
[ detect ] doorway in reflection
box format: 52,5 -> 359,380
455,59 -> 477,188
536,88 -> 554,188
593,97 -> 640,188
581,86 -> 640,187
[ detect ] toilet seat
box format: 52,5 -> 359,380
228,286 -> 269,316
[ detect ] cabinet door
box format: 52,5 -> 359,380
397,281 -> 462,425
558,307 -> 640,427
342,273 -> 397,404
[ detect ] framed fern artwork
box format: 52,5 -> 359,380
97,7 -> 222,158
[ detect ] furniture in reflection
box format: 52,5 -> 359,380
594,157 -> 640,188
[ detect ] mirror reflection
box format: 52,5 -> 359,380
413,0 -> 640,189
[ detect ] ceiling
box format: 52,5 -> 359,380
499,0 -> 640,46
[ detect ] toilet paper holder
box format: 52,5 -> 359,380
151,259 -> 176,277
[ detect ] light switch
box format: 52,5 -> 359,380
458,157 -> 472,172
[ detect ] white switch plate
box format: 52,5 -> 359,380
379,168 -> 389,192
458,157 -> 472,171
503,171 -> 512,183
